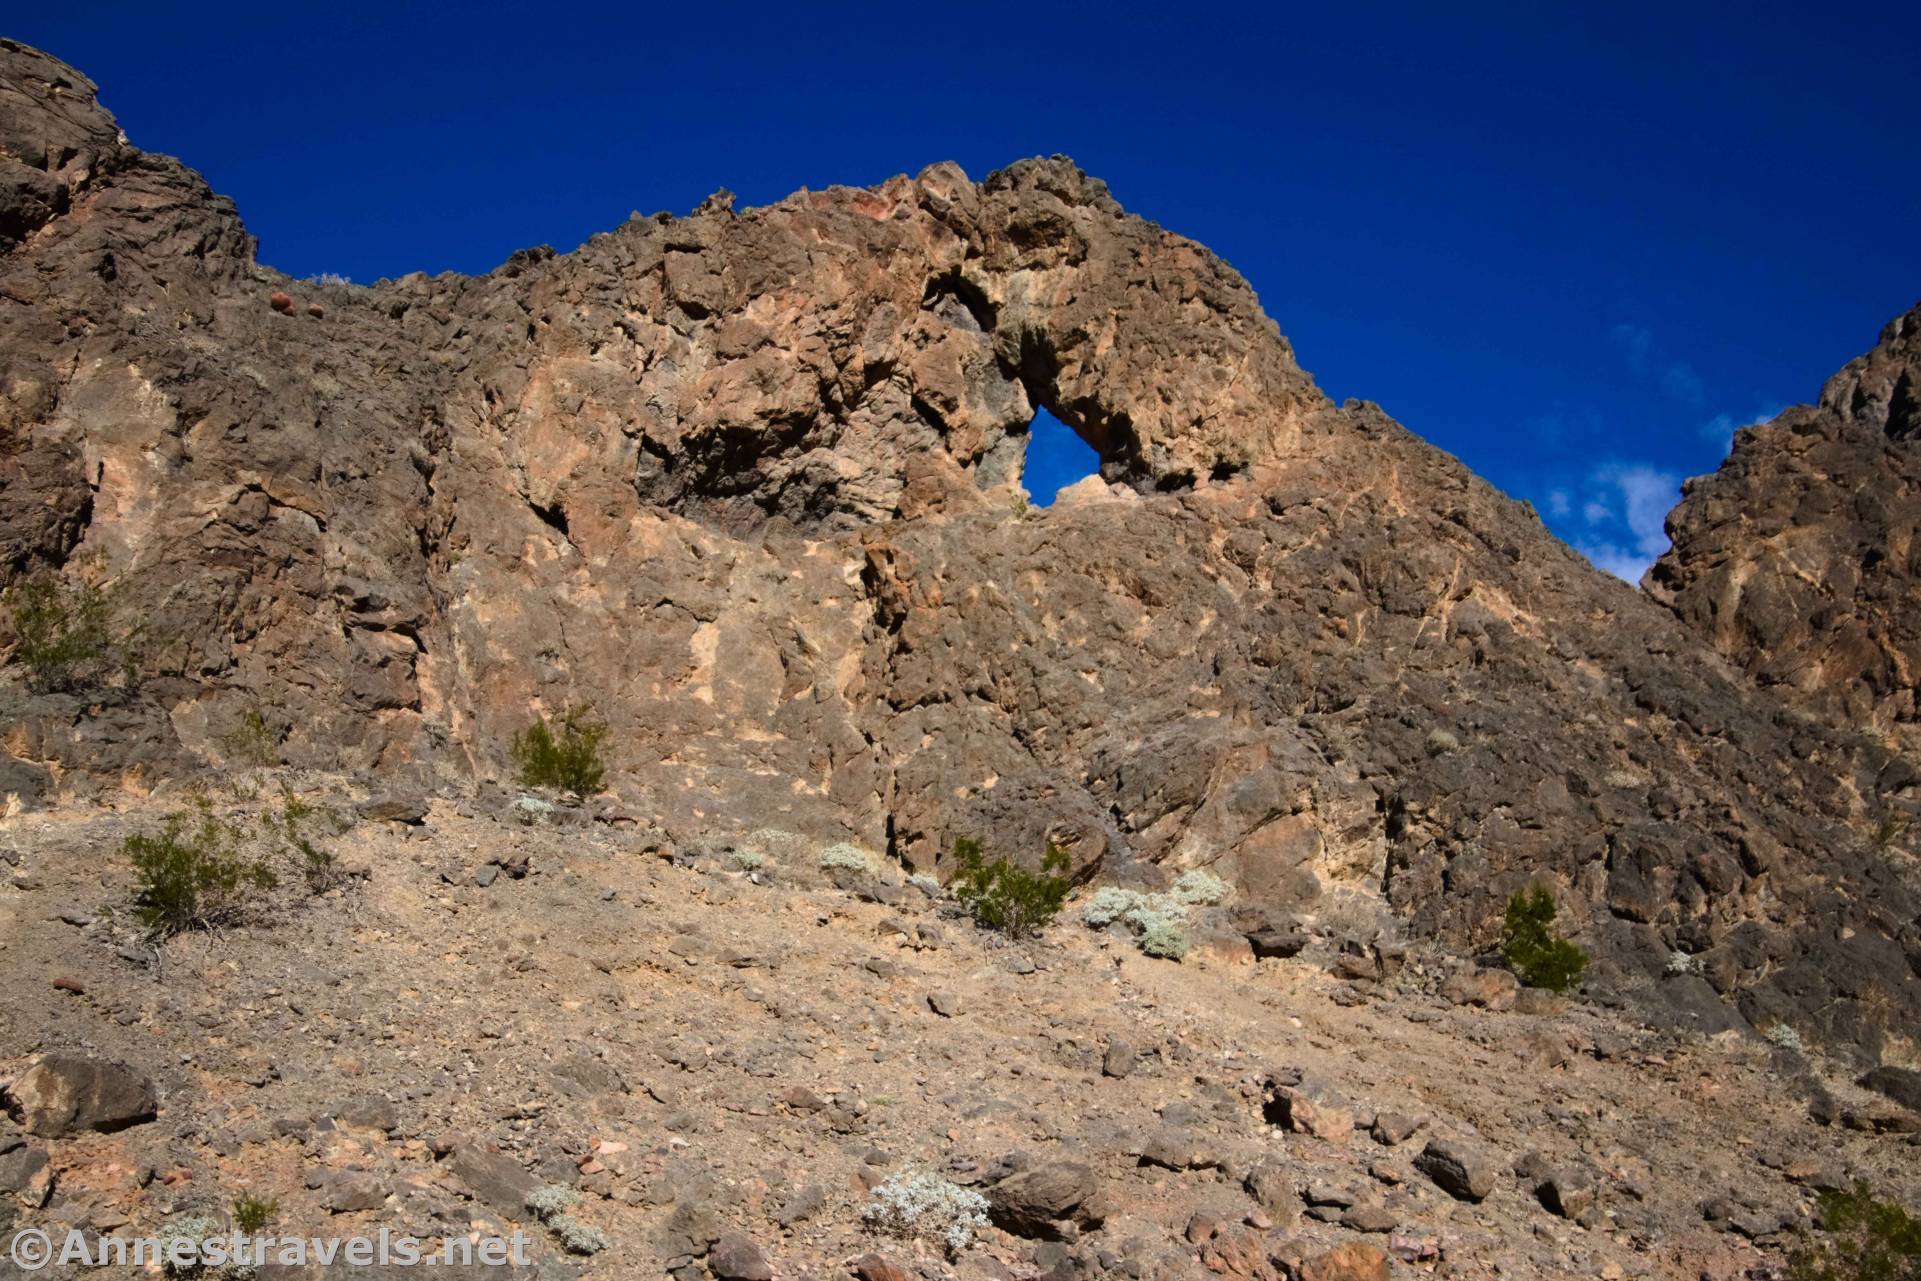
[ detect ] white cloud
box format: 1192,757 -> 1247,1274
1571,461 -> 1681,584
1575,542 -> 1657,583
1545,489 -> 1571,518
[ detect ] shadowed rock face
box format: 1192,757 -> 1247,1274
1651,304 -> 1921,764
1,40 -> 1917,1055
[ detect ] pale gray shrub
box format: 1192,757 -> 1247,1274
861,1171 -> 990,1253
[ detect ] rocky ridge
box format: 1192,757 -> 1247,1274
1652,302 -> 1921,761
0,38 -> 1918,1066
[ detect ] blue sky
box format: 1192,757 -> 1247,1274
15,3 -> 1918,574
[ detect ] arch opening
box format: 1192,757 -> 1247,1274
1019,405 -> 1103,507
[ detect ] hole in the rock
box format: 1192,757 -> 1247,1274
1022,406 -> 1102,507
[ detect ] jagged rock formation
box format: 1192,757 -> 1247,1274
2,39 -> 1918,1057
1651,303 -> 1921,764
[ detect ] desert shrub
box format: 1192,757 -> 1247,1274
525,1185 -> 606,1255
262,784 -> 336,892
1665,949 -> 1701,977
126,801 -> 277,936
219,708 -> 279,767
1140,922 -> 1191,959
231,1193 -> 277,1233
728,849 -> 765,871
909,872 -> 942,897
950,836 -> 1070,939
1767,1023 -> 1808,1054
861,1171 -> 990,1254
819,842 -> 875,872
3,575 -> 139,695
550,1216 -> 609,1255
1789,1183 -> 1921,1281
1082,885 -> 1149,928
1122,895 -> 1183,934
1080,884 -> 1207,960
526,1183 -> 580,1218
1172,868 -> 1232,906
511,704 -> 608,797
158,1211 -> 258,1278
126,789 -> 344,935
1500,886 -> 1588,993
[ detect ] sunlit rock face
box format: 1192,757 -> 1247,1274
2,40 -> 1917,1055
1652,303 -> 1921,761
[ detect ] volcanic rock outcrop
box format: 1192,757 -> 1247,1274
1651,303 -> 1921,763
2,39 -> 1917,1057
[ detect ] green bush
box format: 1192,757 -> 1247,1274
1790,1183 -> 1921,1281
511,704 -> 609,797
3,575 -> 139,695
219,707 -> 279,767
951,837 -> 1070,939
262,784 -> 337,892
1501,886 -> 1588,993
231,1193 -> 278,1233
125,800 -> 277,936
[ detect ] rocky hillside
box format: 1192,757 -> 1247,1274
1,32 -> 1918,1074
0,789 -> 1917,1281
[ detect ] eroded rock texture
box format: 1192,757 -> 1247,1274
1652,304 -> 1921,762
2,40 -> 1917,1054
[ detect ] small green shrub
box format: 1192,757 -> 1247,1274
1501,886 -> 1588,993
125,800 -> 277,936
511,704 -> 608,797
263,784 -> 336,892
219,708 -> 279,767
728,849 -> 765,872
1789,1183 -> 1921,1281
3,575 -> 139,695
950,837 -> 1070,939
231,1192 -> 278,1232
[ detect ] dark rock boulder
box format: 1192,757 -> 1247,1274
986,1161 -> 1104,1239
2,1054 -> 156,1136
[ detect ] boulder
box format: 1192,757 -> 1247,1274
709,1233 -> 773,1281
445,1141 -> 540,1218
986,1162 -> 1104,1239
1299,1242 -> 1389,1281
3,1054 -> 156,1136
1416,1137 -> 1499,1201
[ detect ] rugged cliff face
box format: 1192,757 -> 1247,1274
1651,304 -> 1921,763
2,40 -> 1917,1058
